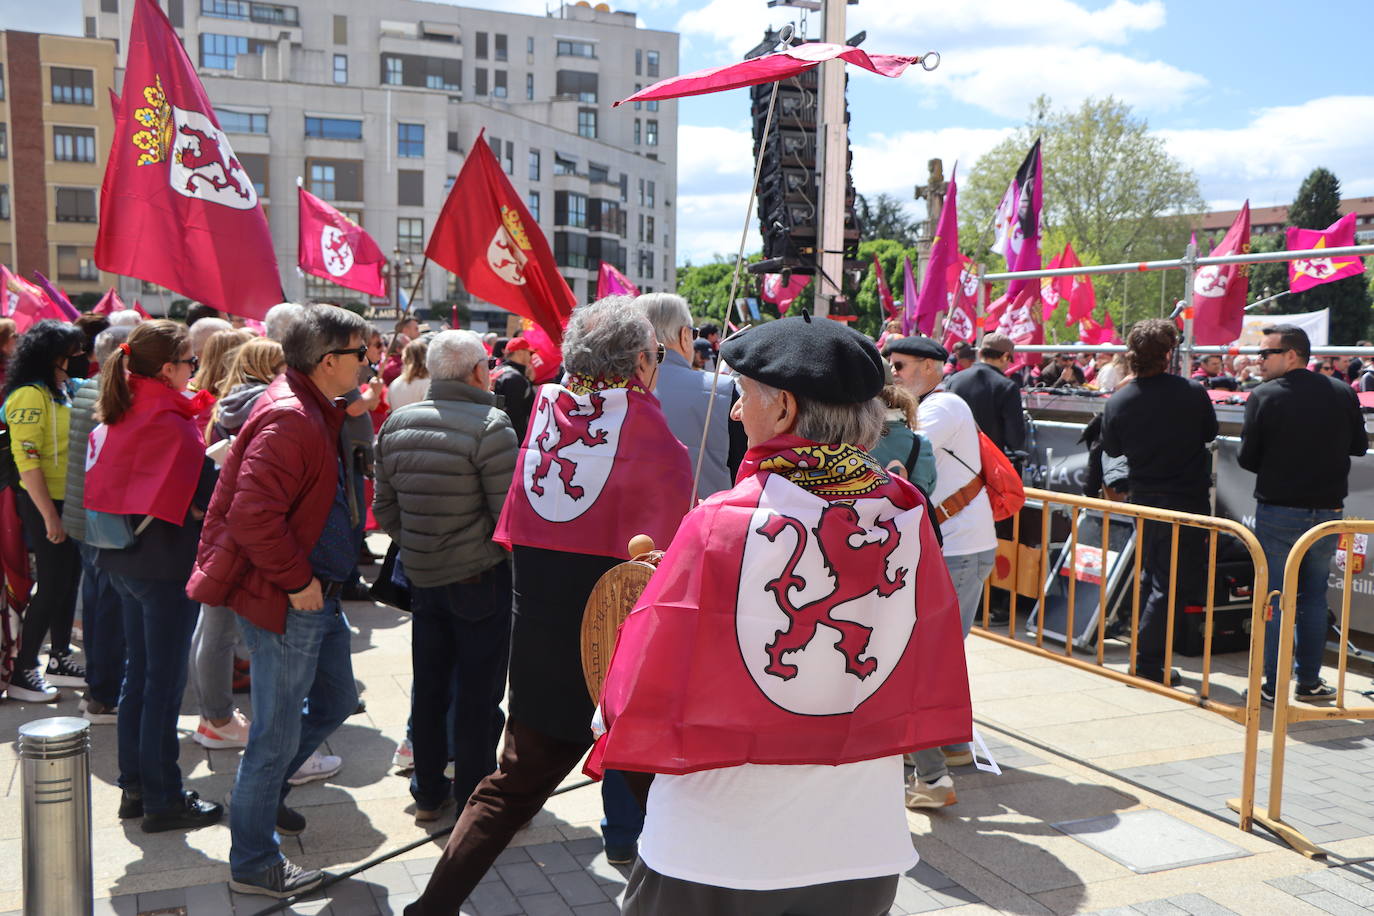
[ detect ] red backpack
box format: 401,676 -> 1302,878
941,432 -> 1026,522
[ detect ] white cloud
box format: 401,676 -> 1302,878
851,126 -> 1017,208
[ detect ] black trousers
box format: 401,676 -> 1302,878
14,487 -> 80,669
1132,488 -> 1210,679
622,862 -> 900,916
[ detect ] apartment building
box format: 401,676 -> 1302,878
0,31 -> 118,301
84,0 -> 678,328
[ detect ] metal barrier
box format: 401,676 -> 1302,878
1251,519 -> 1374,858
970,486 -> 1271,832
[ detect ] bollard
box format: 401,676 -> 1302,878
18,716 -> 93,916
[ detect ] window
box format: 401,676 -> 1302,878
503,141 -> 514,176
57,245 -> 98,282
0,66 -> 5,100
577,108 -> 597,140
384,56 -> 403,85
646,215 -> 655,244
50,67 -> 94,105
646,50 -> 660,77
333,14 -> 347,44
495,34 -> 508,61
307,159 -> 362,200
200,34 -> 267,71
527,191 -> 541,222
589,199 -> 622,235
588,163 -> 608,184
398,170 -> 423,207
637,213 -> 644,242
85,15 -> 96,36
0,185 -> 9,221
554,154 -> 576,176
633,119 -> 641,145
475,68 -> 488,96
619,173 -> 628,202
638,178 -> 644,207
489,135 -> 501,159
216,109 -> 267,133
333,54 -> 347,84
635,49 -> 642,75
397,123 -> 424,158
444,175 -> 455,194
557,39 -> 596,59
168,0 -> 183,27
494,71 -> 507,98
202,1 -> 298,24
238,152 -> 268,197
201,0 -> 246,17
397,217 -> 424,253
0,124 -> 6,159
556,191 -> 588,228
475,32 -> 488,59
646,119 -> 658,146
528,150 -> 541,182
647,99 -> 659,112
646,180 -> 656,208
53,126 -> 96,162
101,0 -> 118,11
633,83 -> 641,111
305,116 -> 363,140
555,70 -> 597,102
55,187 -> 97,222
380,54 -> 460,91
555,232 -> 588,269
447,131 -> 459,152
526,73 -> 534,100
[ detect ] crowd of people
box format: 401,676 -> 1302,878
0,291 -> 1366,915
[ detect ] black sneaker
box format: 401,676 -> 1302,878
605,842 -> 638,866
6,666 -> 59,702
1296,679 -> 1338,703
46,651 -> 87,687
118,788 -> 144,820
277,803 -> 306,836
141,790 -> 223,833
1257,683 -> 1275,707
230,858 -> 325,898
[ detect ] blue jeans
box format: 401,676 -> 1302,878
409,566 -> 512,810
1257,503 -> 1341,689
79,541 -> 126,709
913,548 -> 995,784
231,600 -> 357,876
601,770 -> 645,851
109,573 -> 198,813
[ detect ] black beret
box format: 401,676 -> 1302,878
883,335 -> 948,362
720,314 -> 883,403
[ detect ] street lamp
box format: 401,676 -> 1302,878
386,248 -> 416,318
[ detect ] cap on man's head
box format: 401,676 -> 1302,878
883,335 -> 948,362
981,333 -> 1014,356
504,337 -> 532,354
693,338 -> 712,355
721,314 -> 883,403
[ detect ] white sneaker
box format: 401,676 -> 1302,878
905,774 -> 957,810
288,750 -> 342,786
7,667 -> 59,703
193,709 -> 251,749
392,738 -> 414,772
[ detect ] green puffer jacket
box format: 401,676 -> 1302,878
372,378 -> 518,588
60,378 -> 101,542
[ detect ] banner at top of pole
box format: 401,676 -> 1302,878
613,42 -> 931,107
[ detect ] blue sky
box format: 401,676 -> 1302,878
11,0 -> 1374,263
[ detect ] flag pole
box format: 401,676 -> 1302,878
403,256 -> 430,318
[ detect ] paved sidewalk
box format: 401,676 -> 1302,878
4,559 -> 1374,914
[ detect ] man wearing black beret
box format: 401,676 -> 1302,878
594,314 -> 972,916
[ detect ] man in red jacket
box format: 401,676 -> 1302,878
188,304 -> 369,899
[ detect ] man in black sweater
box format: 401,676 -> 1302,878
946,332 -> 1026,457
1102,319 -> 1218,683
1240,324 -> 1367,703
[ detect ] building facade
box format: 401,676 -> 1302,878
84,0 -> 678,329
0,31 -> 119,301
1196,198 -> 1374,244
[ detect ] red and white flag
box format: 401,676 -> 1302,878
760,272 -> 811,316
989,284 -> 1044,372
428,129 -> 576,347
871,254 -> 897,319
596,261 -> 640,300
994,140 -> 1043,298
1077,311 -> 1121,346
1193,202 -> 1250,345
298,185 -> 386,297
494,381 -> 693,561
941,256 -> 977,350
0,265 -> 61,332
587,437 -> 970,777
516,318 -> 563,385
1288,213 -> 1365,293
95,0 -> 281,318
1042,242 -> 1096,324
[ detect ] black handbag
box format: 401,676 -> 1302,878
369,541 -> 411,612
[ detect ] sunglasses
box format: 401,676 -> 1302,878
321,345 -> 368,363
654,343 -> 665,364
890,360 -> 909,371
691,326 -> 700,340
487,356 -> 500,370
173,355 -> 200,372
1257,347 -> 1289,359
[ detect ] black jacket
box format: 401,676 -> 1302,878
1102,373 -> 1218,496
945,361 -> 1026,453
1239,368 -> 1367,509
492,362 -> 534,442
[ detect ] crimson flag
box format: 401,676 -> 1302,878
941,256 -> 977,350
95,0 -> 281,318
914,168 -> 960,336
614,43 -> 921,107
587,437 -> 970,777
516,318 -> 563,385
1,265 -> 60,332
990,284 -> 1044,372
596,261 -> 640,299
428,129 -> 576,347
900,255 -> 918,335
1193,202 -> 1250,345
92,287 -> 127,315
31,272 -> 80,321
1078,311 -> 1121,346
871,255 -> 897,319
1288,213 -> 1365,293
297,186 -> 386,298
760,272 -> 811,316
1041,242 -> 1095,324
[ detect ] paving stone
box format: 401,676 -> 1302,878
1055,810 -> 1248,874
1085,907 -> 1141,916
549,870 -> 608,907
1132,900 -> 1189,916
571,905 -> 619,916
466,881 -> 522,916
904,859 -> 956,891
137,887 -> 188,911
361,861 -> 417,897
563,837 -> 604,856
1302,870 -> 1374,907
1267,874 -> 1324,896
526,841 -> 583,875
1296,891 -> 1372,916
404,856 -> 441,878
377,893 -> 420,915
1162,893 -> 1239,915
521,892 -> 577,916
492,846 -> 532,866
182,883 -> 233,915
93,895 -> 138,916
496,860 -> 556,896
927,886 -> 979,906
327,877 -> 382,914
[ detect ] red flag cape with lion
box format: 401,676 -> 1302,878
587,436 -> 971,778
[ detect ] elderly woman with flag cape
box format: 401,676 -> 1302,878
587,315 -> 972,915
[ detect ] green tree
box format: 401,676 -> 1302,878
675,254 -> 786,326
853,238 -> 918,338
960,95 -> 1204,338
854,193 -> 919,249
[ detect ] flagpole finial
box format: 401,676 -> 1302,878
920,51 -> 940,71
296,176 -> 304,188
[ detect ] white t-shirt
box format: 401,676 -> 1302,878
638,757 -> 916,891
918,388 -> 997,557
386,375 -> 430,411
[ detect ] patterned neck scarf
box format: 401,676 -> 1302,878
564,373 -> 645,396
757,441 -> 890,499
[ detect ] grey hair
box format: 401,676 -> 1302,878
427,330 -> 487,381
281,304 -> 369,374
634,292 -> 692,348
561,296 -> 654,380
751,379 -> 886,450
189,317 -> 233,354
264,302 -> 306,342
107,309 -> 142,328
93,326 -> 131,367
